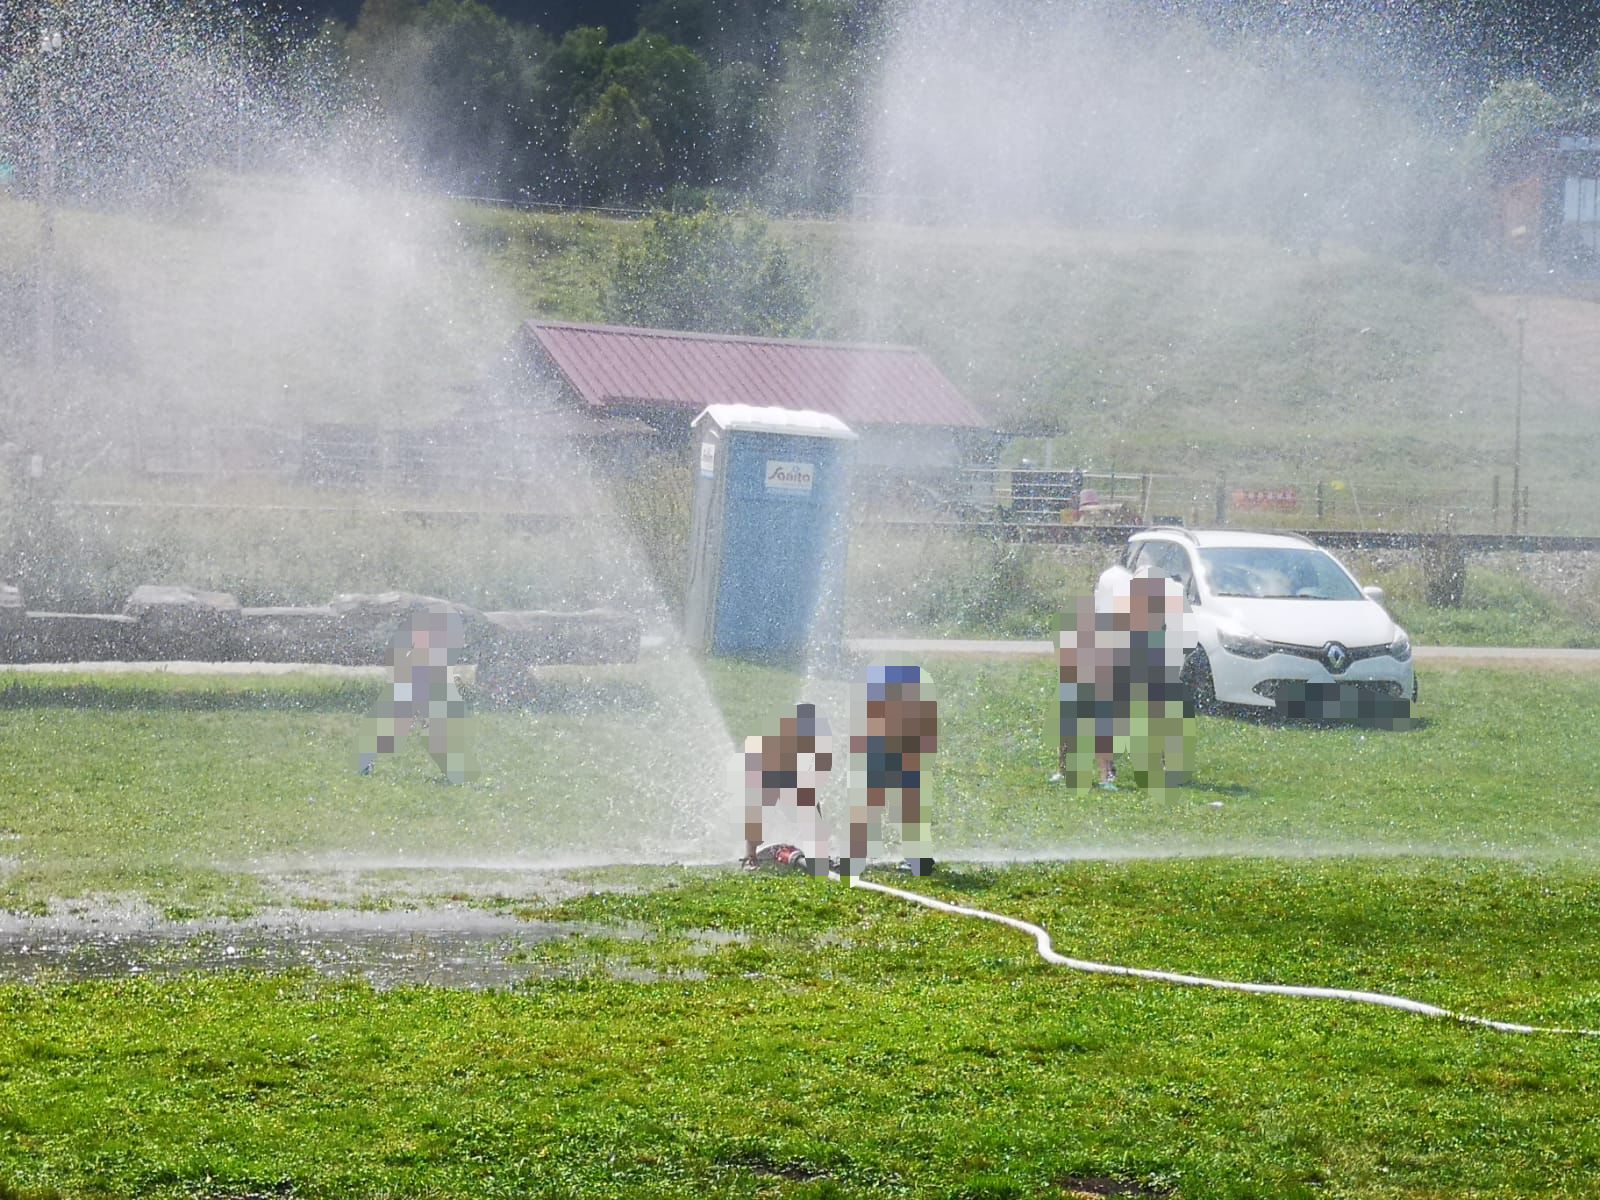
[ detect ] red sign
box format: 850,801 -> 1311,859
1231,487 -> 1299,512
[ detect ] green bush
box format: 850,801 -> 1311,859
601,207 -> 814,336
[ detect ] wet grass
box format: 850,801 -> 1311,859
696,658 -> 1600,859
2,663 -> 1598,916
0,663 -> 731,916
3,859 -> 1600,1198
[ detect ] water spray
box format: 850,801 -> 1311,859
832,871 -> 1600,1038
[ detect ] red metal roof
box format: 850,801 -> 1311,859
524,320 -> 985,429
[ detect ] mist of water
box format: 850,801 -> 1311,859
802,0 -> 1592,868
0,1 -> 744,882
862,1 -> 1457,239
0,0 -> 1583,899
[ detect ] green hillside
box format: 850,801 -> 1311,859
798,224 -> 1553,484
0,176 -> 519,434
475,205 -> 1584,529
0,176 -> 1589,530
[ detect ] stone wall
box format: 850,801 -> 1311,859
0,585 -> 640,668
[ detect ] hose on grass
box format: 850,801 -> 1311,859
835,872 -> 1600,1038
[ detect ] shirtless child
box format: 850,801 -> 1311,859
357,606 -> 474,784
741,702 -> 833,873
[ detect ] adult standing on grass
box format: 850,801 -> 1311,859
1057,570 -> 1193,790
1125,570 -> 1196,792
1056,592 -> 1123,789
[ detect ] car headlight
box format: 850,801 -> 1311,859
1388,630 -> 1412,662
1219,629 -> 1273,659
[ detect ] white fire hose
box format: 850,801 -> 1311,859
835,872 -> 1600,1037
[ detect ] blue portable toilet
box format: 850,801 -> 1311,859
685,405 -> 856,662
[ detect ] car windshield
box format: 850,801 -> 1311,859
1198,547 -> 1363,600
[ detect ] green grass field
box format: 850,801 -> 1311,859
3,662 -> 1598,915
3,664 -> 1600,1197
0,658 -> 735,917
4,858 -> 1600,1200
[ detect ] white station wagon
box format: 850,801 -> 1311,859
1096,528 -> 1416,711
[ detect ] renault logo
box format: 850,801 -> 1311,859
1323,641 -> 1351,674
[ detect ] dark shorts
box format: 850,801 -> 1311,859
1060,695 -> 1116,740
862,738 -> 920,789
866,752 -> 919,789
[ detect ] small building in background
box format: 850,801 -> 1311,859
1488,129 -> 1600,272
519,320 -> 990,471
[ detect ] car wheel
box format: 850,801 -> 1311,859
1183,647 -> 1218,713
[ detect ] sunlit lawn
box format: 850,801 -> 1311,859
3,663 -> 1600,1198
1,662 -> 1597,915
3,859 -> 1600,1198
705,659 -> 1600,859
0,662 -> 735,916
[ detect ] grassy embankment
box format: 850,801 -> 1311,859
0,176 -> 521,432
10,182 -> 1580,519
1,662 -> 1600,1197
469,203 -> 1596,528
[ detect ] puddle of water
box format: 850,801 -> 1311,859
684,926 -> 750,956
255,864 -> 636,908
0,907 -> 690,991
605,964 -> 709,983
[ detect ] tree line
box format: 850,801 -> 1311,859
333,0 -> 883,210
6,0 -> 1600,231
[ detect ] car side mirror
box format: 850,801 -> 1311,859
1185,578 -> 1200,606
1362,585 -> 1386,605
